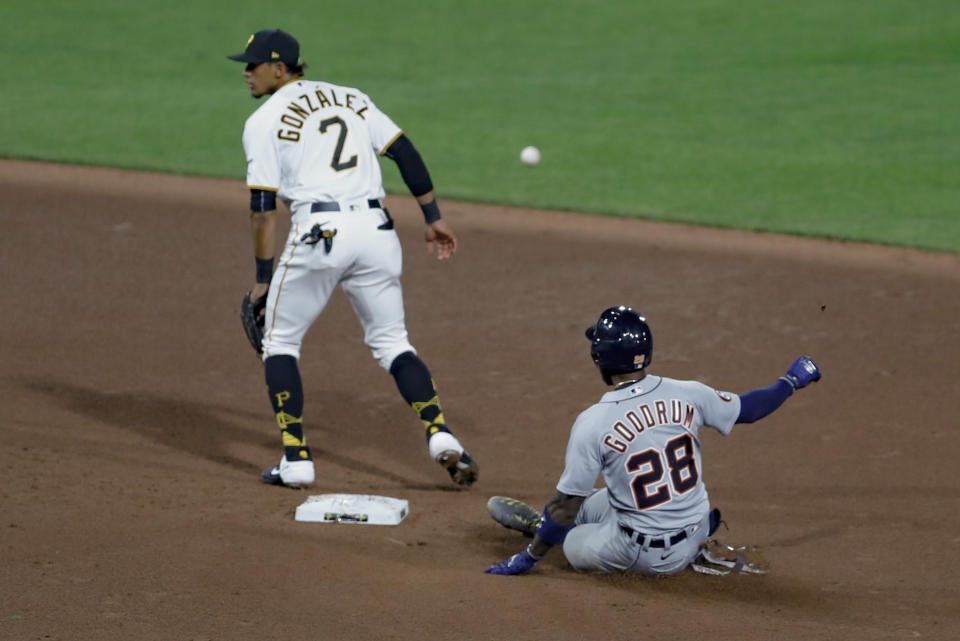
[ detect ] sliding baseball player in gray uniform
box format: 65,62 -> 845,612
486,306 -> 821,575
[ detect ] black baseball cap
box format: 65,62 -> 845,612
228,29 -> 300,67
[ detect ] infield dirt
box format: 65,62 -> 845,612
2,159 -> 958,641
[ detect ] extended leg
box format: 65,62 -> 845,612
389,351 -> 478,486
342,228 -> 477,485
389,350 -> 450,442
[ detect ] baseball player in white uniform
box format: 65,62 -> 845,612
485,306 -> 821,575
228,29 -> 478,489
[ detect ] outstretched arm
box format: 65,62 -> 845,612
737,355 -> 821,423
485,491 -> 584,575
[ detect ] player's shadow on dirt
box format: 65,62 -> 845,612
24,378 -> 455,491
24,377 -> 270,474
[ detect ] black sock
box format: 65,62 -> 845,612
264,355 -> 310,461
389,351 -> 451,443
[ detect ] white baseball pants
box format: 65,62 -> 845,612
261,206 -> 415,369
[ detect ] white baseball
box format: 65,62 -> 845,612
520,145 -> 541,166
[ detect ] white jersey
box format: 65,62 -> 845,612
556,375 -> 741,534
241,79 -> 402,215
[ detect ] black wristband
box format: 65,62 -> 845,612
255,257 -> 274,284
420,200 -> 441,224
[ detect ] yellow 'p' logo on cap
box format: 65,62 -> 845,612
245,34 -> 254,48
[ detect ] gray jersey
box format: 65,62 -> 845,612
556,375 -> 741,533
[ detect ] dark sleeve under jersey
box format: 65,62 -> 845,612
737,379 -> 794,423
383,134 -> 434,197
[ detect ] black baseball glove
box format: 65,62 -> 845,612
240,291 -> 267,354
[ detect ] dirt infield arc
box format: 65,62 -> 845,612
2,159 -> 958,641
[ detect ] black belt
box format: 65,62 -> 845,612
310,199 -> 382,213
620,525 -> 687,548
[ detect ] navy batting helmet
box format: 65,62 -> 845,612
585,306 -> 653,384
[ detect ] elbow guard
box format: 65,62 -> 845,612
249,189 -> 277,212
383,134 -> 434,197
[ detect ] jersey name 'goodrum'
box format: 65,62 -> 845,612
277,89 -> 369,141
602,399 -> 695,453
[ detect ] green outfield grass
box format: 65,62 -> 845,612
1,0 -> 957,251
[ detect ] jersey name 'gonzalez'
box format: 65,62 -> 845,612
602,398 -> 697,453
276,88 -> 370,141
243,78 -> 404,214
